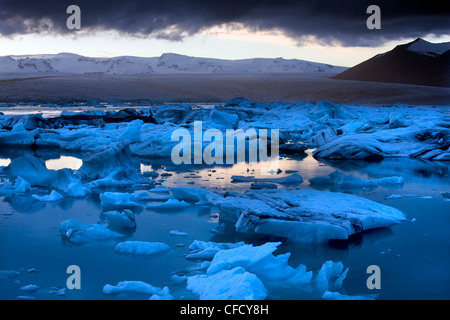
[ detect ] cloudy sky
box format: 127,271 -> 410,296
1,0 -> 449,66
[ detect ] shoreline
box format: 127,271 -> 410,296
0,73 -> 448,106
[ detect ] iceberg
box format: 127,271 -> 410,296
5,155 -> 91,198
99,191 -> 149,208
114,241 -> 170,255
0,270 -> 20,279
187,267 -> 267,300
185,241 -> 355,299
169,230 -> 188,236
12,176 -> 31,193
146,199 -> 191,211
32,190 -> 64,202
206,242 -> 313,288
0,176 -> 32,195
206,188 -> 406,243
103,280 -> 173,300
170,187 -> 213,203
231,173 -> 303,184
209,109 -> 239,130
5,155 -> 53,187
186,240 -> 246,260
309,170 -> 404,191
315,261 -> 349,294
59,219 -> 124,244
20,284 -> 39,292
103,210 -> 136,229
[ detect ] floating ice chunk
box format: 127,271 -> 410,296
13,176 -> 31,193
231,173 -> 303,184
170,187 -> 212,203
170,274 -> 187,284
117,120 -> 142,143
0,176 -> 32,195
103,210 -> 136,229
59,219 -> 124,244
20,284 -> 39,292
5,155 -> 91,197
149,186 -> 171,193
32,190 -> 64,202
341,122 -> 364,134
210,189 -> 406,243
388,112 -> 409,129
0,123 -> 35,146
114,241 -> 170,255
207,242 -> 313,288
147,199 -> 191,211
5,155 -> 53,187
16,295 -> 36,300
48,288 -> 66,296
186,240 -> 246,260
315,261 -> 348,294
0,270 -> 20,279
386,194 -> 402,199
99,191 -> 146,208
52,169 -> 91,198
209,109 -> 239,130
187,267 -> 267,300
309,171 -> 403,190
103,280 -> 173,300
170,230 -> 188,236
322,291 -> 377,300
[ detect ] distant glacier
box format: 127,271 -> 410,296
0,52 -> 347,74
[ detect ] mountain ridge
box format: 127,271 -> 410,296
0,52 -> 347,75
333,38 -> 450,87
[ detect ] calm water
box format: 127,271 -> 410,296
0,149 -> 449,300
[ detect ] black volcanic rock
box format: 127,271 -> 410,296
333,38 -> 450,87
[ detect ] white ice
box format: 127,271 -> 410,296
114,241 -> 170,255
103,280 -> 173,300
59,219 -> 124,244
103,210 -> 136,229
32,190 -> 64,202
206,188 -> 406,243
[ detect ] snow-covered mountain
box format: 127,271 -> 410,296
334,38 -> 450,87
0,52 -> 347,74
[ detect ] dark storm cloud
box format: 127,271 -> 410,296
0,0 -> 449,46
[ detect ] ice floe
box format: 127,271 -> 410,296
147,199 -> 191,211
187,267 -> 268,300
309,170 -> 404,191
5,155 -> 91,198
185,241 -> 357,300
103,210 -> 136,229
32,190 -> 64,202
59,219 -> 124,244
114,241 -> 170,255
186,240 -> 246,260
103,280 -> 173,300
206,188 -> 406,243
1,100 -> 447,163
99,191 -> 151,208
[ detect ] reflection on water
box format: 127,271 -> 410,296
0,146 -> 449,300
45,156 -> 83,171
0,158 -> 11,167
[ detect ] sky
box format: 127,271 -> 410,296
0,0 -> 449,67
